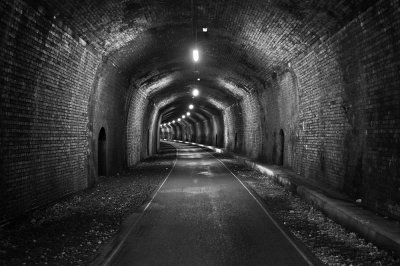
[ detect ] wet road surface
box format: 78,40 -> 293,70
108,141 -> 319,265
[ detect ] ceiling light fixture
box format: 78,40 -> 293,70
192,88 -> 199,97
193,49 -> 199,62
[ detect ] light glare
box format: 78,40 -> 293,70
182,115 -> 186,118
189,104 -> 194,110
193,49 -> 199,62
187,112 -> 190,116
203,28 -> 208,32
192,88 -> 199,97
178,118 -> 181,121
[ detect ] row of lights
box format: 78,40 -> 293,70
161,29 -> 206,128
160,77 -> 200,128
160,104 -> 194,127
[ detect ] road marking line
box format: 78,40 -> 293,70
203,149 -> 314,266
103,143 -> 179,266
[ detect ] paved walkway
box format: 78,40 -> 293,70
106,142 -> 320,265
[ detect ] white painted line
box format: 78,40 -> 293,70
103,145 -> 179,266
204,150 -> 314,266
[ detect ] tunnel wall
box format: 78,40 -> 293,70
0,1 -> 100,222
259,72 -> 298,166
277,2 -> 400,218
89,63 -> 129,180
240,94 -> 262,158
223,103 -> 244,153
211,115 -> 224,148
223,95 -> 262,158
126,85 -> 157,167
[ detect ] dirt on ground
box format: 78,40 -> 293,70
0,144 -> 176,266
217,155 -> 400,266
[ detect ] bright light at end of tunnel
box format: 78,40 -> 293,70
187,112 -> 190,116
178,118 -> 181,121
192,88 -> 199,97
193,49 -> 199,62
189,104 -> 194,110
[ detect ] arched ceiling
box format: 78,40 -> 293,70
34,0 -> 376,119
157,93 -> 223,124
40,0 -> 375,59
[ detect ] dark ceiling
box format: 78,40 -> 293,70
32,0 -> 376,124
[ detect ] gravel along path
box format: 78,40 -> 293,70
216,154 -> 400,266
0,143 -> 176,266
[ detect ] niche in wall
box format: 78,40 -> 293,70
98,127 -> 107,176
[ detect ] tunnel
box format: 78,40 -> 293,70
1,0 -> 400,264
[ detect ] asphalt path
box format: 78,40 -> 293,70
107,141 -> 320,265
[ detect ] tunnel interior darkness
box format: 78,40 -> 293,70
98,127 -> 107,177
0,0 -> 399,223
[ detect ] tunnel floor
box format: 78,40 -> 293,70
1,143 -> 398,265
106,142 -> 318,265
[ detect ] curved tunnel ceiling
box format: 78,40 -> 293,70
35,0 -> 376,124
41,0 -> 375,57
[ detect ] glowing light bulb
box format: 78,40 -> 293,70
192,89 -> 199,97
173,120 -> 176,123
187,112 -> 190,116
189,104 -> 194,110
193,49 -> 199,62
203,28 -> 208,32
178,118 -> 181,121
182,115 -> 186,118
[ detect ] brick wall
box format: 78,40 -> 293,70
126,84 -> 149,167
88,62 -> 129,180
0,0 -> 100,222
278,1 -> 400,218
240,93 -> 262,159
222,93 -> 261,159
223,103 -> 243,153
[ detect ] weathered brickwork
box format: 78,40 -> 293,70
223,104 -> 243,153
240,93 -> 263,159
126,85 -> 149,167
211,115 -> 224,148
89,63 -> 129,179
285,1 -> 400,218
258,72 -> 298,165
0,0 -> 100,222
